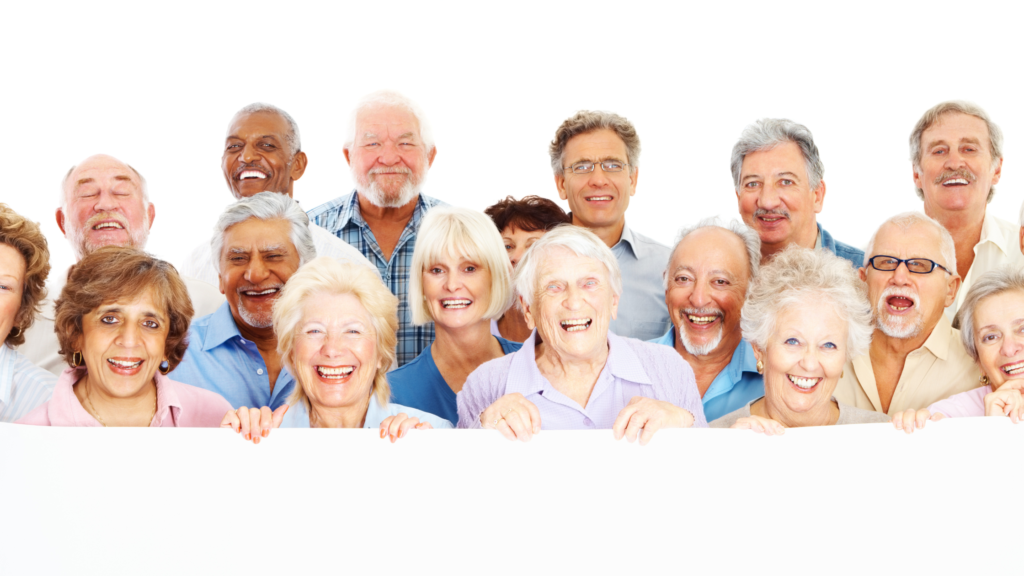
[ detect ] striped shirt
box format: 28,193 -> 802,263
307,191 -> 443,367
0,343 -> 57,423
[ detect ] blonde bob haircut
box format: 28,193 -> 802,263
273,257 -> 399,410
409,206 -> 513,325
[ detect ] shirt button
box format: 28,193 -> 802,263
257,369 -> 264,375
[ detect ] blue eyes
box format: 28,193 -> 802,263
822,342 -> 837,350
783,337 -> 836,349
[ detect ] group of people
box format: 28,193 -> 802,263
2,92 -> 1022,444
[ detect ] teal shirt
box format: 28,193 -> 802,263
649,327 -> 764,422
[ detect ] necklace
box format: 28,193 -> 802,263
82,381 -> 159,427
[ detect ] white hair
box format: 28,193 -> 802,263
211,192 -> 316,274
229,102 -> 301,155
954,267 -> 1024,362
60,158 -> 150,210
862,211 -> 957,274
513,225 -> 622,309
664,218 -> 761,289
343,90 -> 435,153
731,118 -> 824,191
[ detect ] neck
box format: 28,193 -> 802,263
925,201 -> 986,238
433,320 -> 502,367
496,310 -> 532,342
357,192 -> 418,222
760,223 -> 818,263
234,317 -> 279,352
759,395 -> 839,428
675,330 -> 741,398
311,395 -> 371,429
74,372 -> 158,427
574,215 -> 625,248
535,339 -> 609,381
870,322 -> 934,360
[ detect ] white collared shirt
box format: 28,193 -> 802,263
947,209 -> 1024,321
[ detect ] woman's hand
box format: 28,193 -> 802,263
379,413 -> 433,442
220,405 -> 290,444
985,383 -> 1024,422
730,415 -> 786,436
612,397 -> 695,446
891,409 -> 945,434
479,393 -> 542,442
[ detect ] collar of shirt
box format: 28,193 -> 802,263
919,312 -> 955,361
46,367 -> 183,427
199,301 -> 247,351
653,327 -> 758,403
333,189 -> 433,232
976,208 -> 1014,259
281,395 -> 386,429
612,220 -> 648,260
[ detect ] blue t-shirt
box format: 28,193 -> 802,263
389,336 -> 522,425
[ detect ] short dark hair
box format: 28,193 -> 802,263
484,195 -> 571,234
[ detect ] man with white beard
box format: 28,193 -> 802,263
308,90 -> 443,367
835,212 -> 981,414
651,219 -> 764,421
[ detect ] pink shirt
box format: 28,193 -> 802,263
17,367 -> 232,427
927,385 -> 993,418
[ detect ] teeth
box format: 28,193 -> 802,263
687,315 -> 718,324
317,366 -> 355,379
943,178 -> 969,186
107,358 -> 142,369
587,196 -> 612,201
1003,362 -> 1024,375
244,288 -> 278,296
240,170 -> 267,180
441,299 -> 472,309
788,375 -> 819,389
560,319 -> 592,332
93,222 -> 124,230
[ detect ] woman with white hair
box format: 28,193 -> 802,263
711,246 -> 889,432
221,258 -> 451,443
388,206 -> 522,426
457,225 -> 706,444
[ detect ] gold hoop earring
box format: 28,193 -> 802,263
159,360 -> 170,375
756,360 -> 764,374
71,351 -> 84,368
980,374 -> 990,386
8,326 -> 21,338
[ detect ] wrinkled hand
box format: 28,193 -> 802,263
731,415 -> 785,436
220,405 -> 289,444
479,393 -> 541,442
612,396 -> 695,446
379,413 -> 433,443
985,383 -> 1024,422
891,408 -> 945,434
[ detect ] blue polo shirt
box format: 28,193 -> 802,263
649,327 -> 763,422
171,302 -> 296,410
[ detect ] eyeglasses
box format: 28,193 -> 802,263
867,255 -> 952,275
563,160 -> 628,174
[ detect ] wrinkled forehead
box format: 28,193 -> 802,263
672,228 -> 750,277
740,141 -> 809,178
227,110 -> 291,142
535,246 -> 609,284
872,221 -> 945,262
923,111 -> 991,144
355,104 -> 422,140
223,217 -> 295,252
67,160 -> 142,194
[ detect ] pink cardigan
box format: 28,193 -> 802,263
17,367 -> 231,427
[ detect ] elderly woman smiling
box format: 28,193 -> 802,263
222,258 -> 451,443
19,247 -> 232,427
711,247 -> 888,432
457,225 -> 706,444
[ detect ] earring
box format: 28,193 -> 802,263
756,359 -> 764,374
71,351 -> 84,367
8,326 -> 20,338
980,374 -> 990,386
159,360 -> 170,375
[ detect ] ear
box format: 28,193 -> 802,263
610,290 -> 620,321
858,266 -> 867,282
343,147 -> 352,166
812,179 -> 826,214
427,146 -> 437,167
555,173 -> 568,201
628,166 -> 639,196
751,344 -> 765,365
945,272 -> 962,309
1018,226 -> 1024,256
992,156 -> 1004,185
218,269 -> 227,295
55,208 -> 67,236
147,202 -> 156,229
290,151 -> 308,181
521,295 -> 536,331
912,165 -> 924,194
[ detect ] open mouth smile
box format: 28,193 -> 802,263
787,374 -> 821,393
240,286 -> 281,299
560,318 -> 592,332
886,295 -> 915,314
107,357 -> 144,376
1001,361 -> 1024,376
441,298 -> 472,309
316,365 -> 354,380
237,169 -> 269,181
92,221 -> 125,231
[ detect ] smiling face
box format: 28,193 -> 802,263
293,292 -> 379,414
218,218 -> 301,330
972,290 -> 1024,389
0,243 -> 26,341
422,253 -> 492,331
345,104 -> 434,208
77,287 -> 169,398
501,226 -> 547,268
665,227 -> 750,358
222,111 -> 307,199
862,221 -> 958,340
523,247 -> 618,361
555,129 -> 637,233
736,142 -> 824,256
759,301 -> 846,420
58,154 -> 154,260
914,112 -> 1001,217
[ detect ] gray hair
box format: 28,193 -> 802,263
514,224 -> 622,309
862,211 -> 957,275
60,160 -> 150,210
230,102 -> 302,156
549,110 -> 640,175
730,118 -> 824,191
954,267 -> 1024,362
909,100 -> 1003,202
343,90 -> 435,153
211,191 -> 316,274
741,246 -> 872,361
664,218 -> 761,289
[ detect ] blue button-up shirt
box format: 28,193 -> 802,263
170,302 -> 296,410
609,221 -> 672,341
819,223 -> 864,269
650,327 -> 764,422
0,343 -> 55,423
307,191 -> 443,367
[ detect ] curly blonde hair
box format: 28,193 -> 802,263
0,204 -> 51,347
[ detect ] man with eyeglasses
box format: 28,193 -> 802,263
835,212 -> 981,415
548,110 -> 671,341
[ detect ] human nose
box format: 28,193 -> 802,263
1000,334 -> 1024,359
944,148 -> 967,169
94,189 -> 120,212
321,331 -> 347,358
562,284 -> 584,310
444,270 -> 464,292
890,261 -> 913,285
377,141 -> 401,165
757,182 -> 783,210
688,281 -> 712,309
116,321 -> 142,349
510,248 -> 524,268
241,142 -> 260,163
244,256 -> 271,284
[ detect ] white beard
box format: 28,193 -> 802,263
874,288 -> 923,340
66,217 -> 149,260
352,164 -> 425,208
679,323 -> 723,356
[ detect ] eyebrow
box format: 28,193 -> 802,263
96,305 -> 163,318
673,266 -> 737,280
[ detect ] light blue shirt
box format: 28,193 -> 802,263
0,343 -> 56,423
649,327 -> 764,422
171,302 -> 295,410
609,221 -> 672,341
280,394 -> 453,429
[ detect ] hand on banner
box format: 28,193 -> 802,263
984,381 -> 1024,422
221,405 -> 289,444
379,413 -> 434,442
480,393 -> 542,442
890,409 -> 944,434
730,415 -> 785,436
612,397 -> 695,446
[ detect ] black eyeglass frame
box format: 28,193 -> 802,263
867,255 -> 952,275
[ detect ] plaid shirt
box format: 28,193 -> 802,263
307,191 -> 443,367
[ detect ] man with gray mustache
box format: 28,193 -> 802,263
835,212 -> 980,415
732,118 -> 863,267
909,101 -> 1024,321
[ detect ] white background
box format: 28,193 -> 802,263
4,1 -> 1024,277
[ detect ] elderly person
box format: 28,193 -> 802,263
549,111 -> 671,341
0,204 -> 56,422
732,119 -> 862,267
909,101 -> 1024,321
711,247 -> 888,432
388,206 -> 521,425
18,247 -> 231,427
484,195 -> 571,342
309,90 -> 445,367
221,258 -> 451,443
457,226 -> 706,445
652,218 -> 764,422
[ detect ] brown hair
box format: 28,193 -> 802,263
548,110 -> 640,175
54,246 -> 194,370
0,204 -> 51,347
484,195 -> 570,234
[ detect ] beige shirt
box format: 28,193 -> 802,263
835,314 -> 982,414
946,210 -> 1024,322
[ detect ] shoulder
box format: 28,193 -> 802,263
389,349 -> 432,379
709,404 -> 751,428
837,401 -> 891,424
387,402 -> 453,429
419,194 -> 445,209
10,348 -> 58,386
16,402 -> 52,425
471,352 -> 517,380
623,337 -> 692,371
496,337 -> 523,354
307,192 -> 354,219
